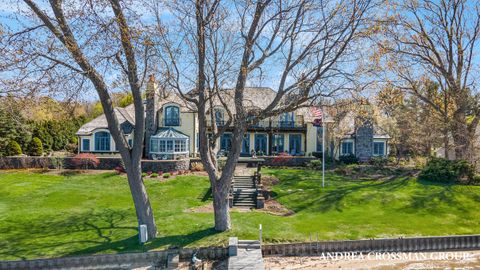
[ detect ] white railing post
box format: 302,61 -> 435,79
259,224 -> 263,245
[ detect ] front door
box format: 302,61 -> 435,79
255,134 -> 268,155
289,134 -> 302,155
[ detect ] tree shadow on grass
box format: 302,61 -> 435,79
69,228 -> 219,256
271,174 -> 412,214
198,187 -> 212,202
0,208 -> 219,260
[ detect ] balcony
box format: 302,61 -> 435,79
164,118 -> 181,126
206,118 -> 306,130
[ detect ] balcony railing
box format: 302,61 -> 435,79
206,119 -> 305,129
164,118 -> 181,126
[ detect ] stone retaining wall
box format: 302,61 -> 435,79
262,235 -> 480,256
0,247 -> 227,270
0,157 -> 189,172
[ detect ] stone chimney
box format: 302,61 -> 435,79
355,104 -> 374,162
144,74 -> 158,158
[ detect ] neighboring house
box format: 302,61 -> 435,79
76,76 -> 390,160
333,110 -> 390,161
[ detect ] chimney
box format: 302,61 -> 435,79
355,103 -> 374,163
144,74 -> 158,158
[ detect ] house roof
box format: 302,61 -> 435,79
151,127 -> 189,139
76,107 -> 136,135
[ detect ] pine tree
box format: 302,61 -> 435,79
29,137 -> 43,156
6,140 -> 22,156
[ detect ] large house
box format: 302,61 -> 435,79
76,76 -> 390,160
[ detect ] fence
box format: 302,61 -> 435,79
0,247 -> 227,270
262,235 -> 480,256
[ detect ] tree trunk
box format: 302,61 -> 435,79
124,158 -> 157,239
443,126 -> 449,160
451,112 -> 472,161
212,181 -> 231,231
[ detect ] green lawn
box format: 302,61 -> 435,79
0,169 -> 479,260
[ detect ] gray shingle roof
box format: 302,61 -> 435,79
76,107 -> 135,135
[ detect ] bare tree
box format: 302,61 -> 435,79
1,1 -> 158,239
154,0 -> 374,230
376,0 -> 480,161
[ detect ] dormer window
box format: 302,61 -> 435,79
164,105 -> 180,126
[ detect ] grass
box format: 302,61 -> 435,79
0,168 -> 479,260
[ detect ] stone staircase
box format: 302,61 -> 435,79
232,175 -> 257,208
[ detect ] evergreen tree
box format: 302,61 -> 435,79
29,137 -> 43,156
6,140 -> 22,156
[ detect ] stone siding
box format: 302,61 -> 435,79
355,118 -> 374,162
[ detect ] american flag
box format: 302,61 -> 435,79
310,106 -> 323,119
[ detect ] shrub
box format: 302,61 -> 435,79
472,175 -> 480,185
163,173 -> 171,178
157,171 -> 163,175
141,172 -> 147,177
114,166 -> 126,174
272,152 -> 292,165
150,173 -> 158,178
146,171 -> 153,176
306,159 -> 322,170
418,158 -> 475,183
370,157 -> 388,168
6,140 -> 22,156
29,137 -> 43,156
71,153 -> 100,170
339,154 -> 358,165
191,162 -> 204,171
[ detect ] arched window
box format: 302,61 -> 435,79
94,131 -> 111,151
164,106 -> 180,126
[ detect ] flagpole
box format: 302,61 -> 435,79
322,113 -> 325,188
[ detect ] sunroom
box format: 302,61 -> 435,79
150,128 -> 189,160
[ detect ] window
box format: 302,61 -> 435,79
220,133 -> 232,151
175,140 -> 182,152
316,127 -> 323,152
164,106 -> 180,126
128,139 -> 133,147
215,109 -> 224,126
94,131 -> 110,151
273,134 -> 285,153
341,141 -> 353,155
151,139 -> 188,153
241,134 -> 250,154
82,139 -> 90,151
151,139 -> 159,152
166,140 -> 174,152
255,134 -> 268,155
159,140 -> 166,152
373,142 -> 385,156
289,134 -> 302,155
279,113 -> 294,127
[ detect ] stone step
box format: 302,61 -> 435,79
238,240 -> 261,249
233,203 -> 256,208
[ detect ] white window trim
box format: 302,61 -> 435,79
372,141 -> 386,157
341,140 -> 354,156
